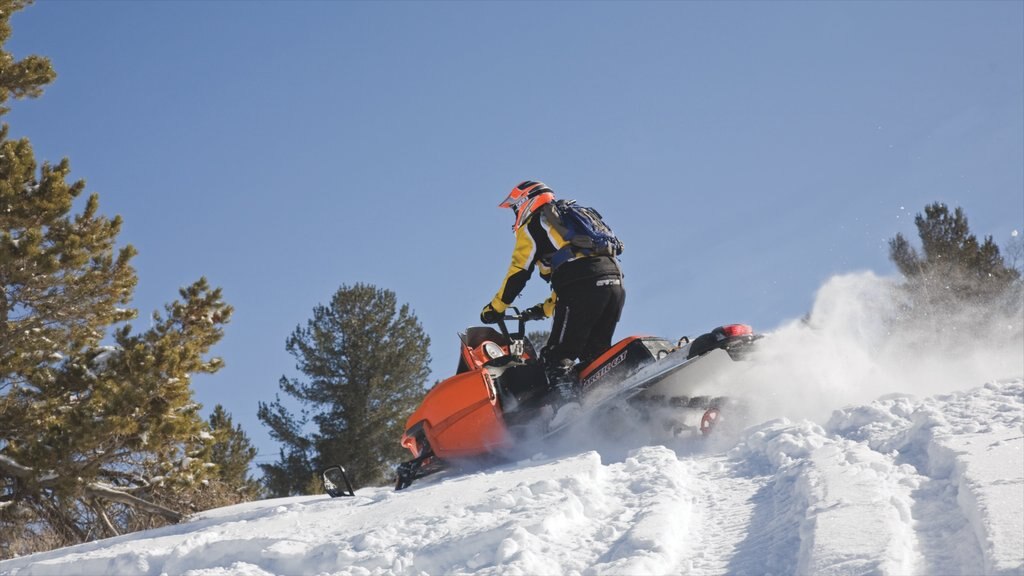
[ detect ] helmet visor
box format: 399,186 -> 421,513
499,189 -> 529,213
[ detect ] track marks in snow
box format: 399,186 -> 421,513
831,381 -> 1024,576
907,467 -> 987,575
732,419 -> 926,575
674,455 -> 773,576
670,380 -> 1024,576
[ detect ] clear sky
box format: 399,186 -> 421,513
7,1 -> 1023,466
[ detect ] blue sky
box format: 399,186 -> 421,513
7,1 -> 1022,466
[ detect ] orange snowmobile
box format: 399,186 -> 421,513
322,309 -> 759,495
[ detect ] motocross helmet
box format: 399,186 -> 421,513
500,180 -> 554,232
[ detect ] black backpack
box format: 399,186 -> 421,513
551,199 -> 624,268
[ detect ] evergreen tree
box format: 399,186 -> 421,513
206,405 -> 262,502
888,202 -> 1021,333
1,271 -> 233,554
259,283 -> 431,494
0,0 -> 55,117
889,203 -> 1019,303
1,3 -> 235,556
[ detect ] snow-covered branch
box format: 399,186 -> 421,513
0,453 -> 38,479
84,482 -> 183,523
0,453 -> 183,523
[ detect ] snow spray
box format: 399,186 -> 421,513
525,272 -> 1022,461
735,272 -> 1024,425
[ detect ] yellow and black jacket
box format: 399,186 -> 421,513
489,203 -> 622,316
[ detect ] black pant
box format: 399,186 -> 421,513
544,278 -> 626,370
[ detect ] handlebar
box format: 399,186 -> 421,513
496,307 -> 527,359
489,306 -> 544,324
495,306 -> 522,335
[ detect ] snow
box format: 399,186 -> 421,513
1,380 -> 1020,576
2,273 -> 1022,575
89,347 -> 118,371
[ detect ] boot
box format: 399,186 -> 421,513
545,358 -> 579,406
544,359 -> 582,431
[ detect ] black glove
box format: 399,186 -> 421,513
480,303 -> 502,324
522,304 -> 547,321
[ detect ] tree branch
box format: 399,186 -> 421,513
0,454 -> 183,523
0,453 -> 38,479
84,482 -> 183,523
91,499 -> 121,538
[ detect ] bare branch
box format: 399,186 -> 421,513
91,499 -> 121,537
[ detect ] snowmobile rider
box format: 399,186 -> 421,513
480,180 -> 625,404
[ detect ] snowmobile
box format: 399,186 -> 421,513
322,309 -> 760,495
390,311 -> 760,490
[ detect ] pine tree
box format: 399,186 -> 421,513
889,203 -> 1019,303
259,283 -> 431,494
0,275 -> 233,555
1,3 -> 235,556
206,405 -> 262,502
0,0 -> 55,117
888,202 -> 1021,334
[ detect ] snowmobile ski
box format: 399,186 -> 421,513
321,465 -> 356,498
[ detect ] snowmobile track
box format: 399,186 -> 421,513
675,455 -> 779,576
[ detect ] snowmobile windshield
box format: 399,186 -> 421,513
456,327 -> 539,374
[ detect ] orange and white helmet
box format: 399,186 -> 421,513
500,180 -> 555,232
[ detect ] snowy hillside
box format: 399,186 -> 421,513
2,273 -> 1022,576
1,379 -> 1020,576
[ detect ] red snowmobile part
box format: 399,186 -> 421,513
399,321 -> 539,464
400,365 -> 512,461
700,407 -> 720,435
